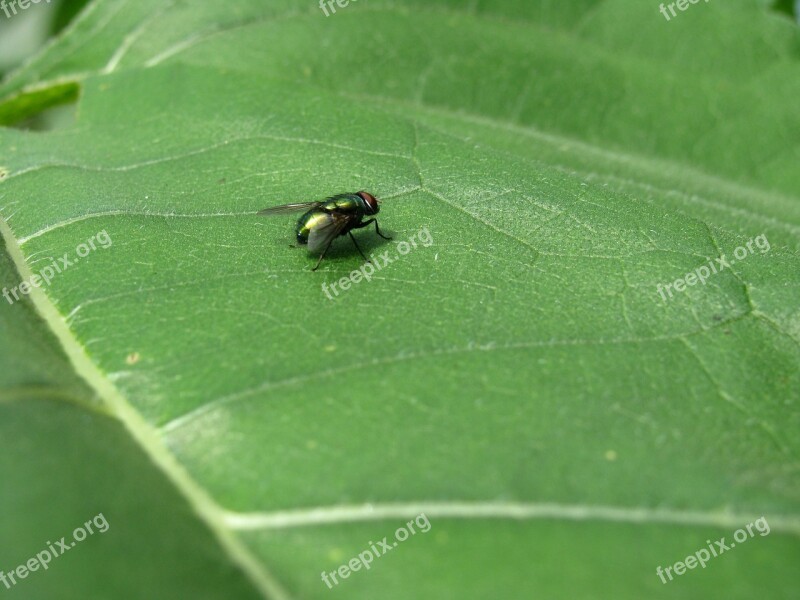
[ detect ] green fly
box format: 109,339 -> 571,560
258,191 -> 391,271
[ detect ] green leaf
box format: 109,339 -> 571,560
1,1 -> 798,598
0,246 -> 265,598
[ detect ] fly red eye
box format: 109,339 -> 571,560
357,191 -> 379,214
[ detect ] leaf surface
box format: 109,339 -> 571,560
1,1 -> 798,598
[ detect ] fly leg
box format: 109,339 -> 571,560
348,232 -> 370,263
312,237 -> 336,271
354,218 -> 392,240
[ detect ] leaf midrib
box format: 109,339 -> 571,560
0,216 -> 293,600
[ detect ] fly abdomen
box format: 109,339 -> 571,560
296,209 -> 331,245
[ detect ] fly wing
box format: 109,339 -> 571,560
307,212 -> 350,254
257,202 -> 322,216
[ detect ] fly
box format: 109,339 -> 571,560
258,191 -> 391,271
